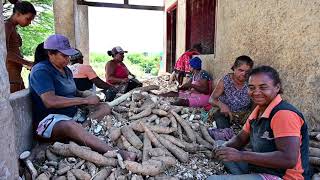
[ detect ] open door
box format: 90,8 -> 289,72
166,2 -> 177,72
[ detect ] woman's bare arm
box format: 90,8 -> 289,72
209,78 -> 224,106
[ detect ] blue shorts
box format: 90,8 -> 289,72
36,108 -> 87,138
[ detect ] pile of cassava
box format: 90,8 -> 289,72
29,85 -> 225,180
309,130 -> 320,179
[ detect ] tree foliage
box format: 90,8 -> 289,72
3,0 -> 54,56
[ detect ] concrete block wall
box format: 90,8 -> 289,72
9,89 -> 34,155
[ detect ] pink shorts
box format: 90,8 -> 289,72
179,91 -> 210,107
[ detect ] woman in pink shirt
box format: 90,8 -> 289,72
105,46 -> 142,93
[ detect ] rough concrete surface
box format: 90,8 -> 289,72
212,0 -> 320,127
165,0 -> 320,127
9,89 -> 34,155
54,0 -> 75,46
0,3 -> 10,99
0,3 -> 19,179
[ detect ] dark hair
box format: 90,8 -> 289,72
70,49 -> 83,64
231,55 -> 254,71
249,65 -> 283,94
13,1 -> 36,15
34,42 -> 48,65
192,43 -> 202,54
107,50 -> 114,57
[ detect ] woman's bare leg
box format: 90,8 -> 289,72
51,120 -> 136,160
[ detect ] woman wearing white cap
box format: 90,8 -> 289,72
105,46 -> 142,93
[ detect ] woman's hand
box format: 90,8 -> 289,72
85,95 -> 100,105
179,82 -> 191,90
215,146 -> 243,162
121,78 -> 129,84
24,60 -> 34,70
219,102 -> 233,119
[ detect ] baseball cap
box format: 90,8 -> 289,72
44,34 -> 78,56
111,46 -> 128,55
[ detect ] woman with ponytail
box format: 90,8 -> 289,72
5,1 -> 36,92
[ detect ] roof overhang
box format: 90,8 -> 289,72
77,0 -> 164,11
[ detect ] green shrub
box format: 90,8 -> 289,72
90,52 -> 111,63
127,53 -> 145,64
89,52 -> 161,77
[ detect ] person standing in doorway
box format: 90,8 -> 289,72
170,43 -> 202,85
5,1 -> 36,92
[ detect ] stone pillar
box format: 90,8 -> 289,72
53,0 -> 90,64
53,0 -> 76,46
74,1 -> 90,64
0,3 -> 19,179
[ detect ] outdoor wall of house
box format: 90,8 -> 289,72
164,0 -> 320,127
164,0 -> 215,74
0,3 -> 19,178
212,0 -> 320,127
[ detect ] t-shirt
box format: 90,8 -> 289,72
5,20 -> 24,83
68,63 -> 97,79
218,74 -> 252,112
243,95 -> 309,180
174,51 -> 200,73
29,60 -> 77,124
68,63 -> 97,91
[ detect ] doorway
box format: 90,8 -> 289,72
166,2 -> 177,72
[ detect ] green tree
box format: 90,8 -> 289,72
3,0 -> 54,57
